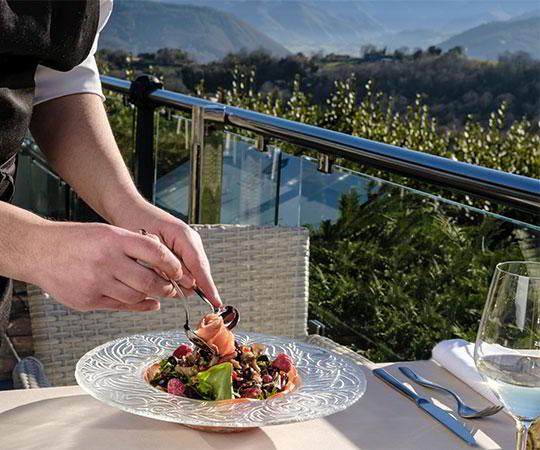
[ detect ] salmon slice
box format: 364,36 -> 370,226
196,313 -> 236,359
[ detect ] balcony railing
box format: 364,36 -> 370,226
15,74 -> 540,363
101,75 -> 539,218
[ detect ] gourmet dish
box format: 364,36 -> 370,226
146,313 -> 298,401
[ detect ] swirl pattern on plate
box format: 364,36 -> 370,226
75,330 -> 366,427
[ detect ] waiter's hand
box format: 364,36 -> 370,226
112,201 -> 222,309
35,222 -> 185,312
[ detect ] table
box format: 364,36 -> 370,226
0,360 -> 516,450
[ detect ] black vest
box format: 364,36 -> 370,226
0,0 -> 100,202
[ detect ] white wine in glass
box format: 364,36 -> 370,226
475,261 -> 540,450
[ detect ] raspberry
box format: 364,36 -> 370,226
173,343 -> 192,359
167,378 -> 185,396
262,374 -> 273,384
272,353 -> 293,372
240,387 -> 262,399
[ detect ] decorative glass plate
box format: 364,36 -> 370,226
75,330 -> 367,430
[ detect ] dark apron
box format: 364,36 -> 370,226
0,0 -> 100,333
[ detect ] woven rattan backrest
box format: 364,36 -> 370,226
27,225 -> 309,386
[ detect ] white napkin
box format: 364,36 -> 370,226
431,339 -> 502,406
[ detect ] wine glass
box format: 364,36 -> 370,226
474,261 -> 540,450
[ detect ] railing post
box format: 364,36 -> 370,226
128,75 -> 163,203
318,153 -> 335,173
273,148 -> 282,226
189,107 -> 224,224
190,106 -> 204,223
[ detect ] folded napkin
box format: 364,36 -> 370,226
431,339 -> 502,406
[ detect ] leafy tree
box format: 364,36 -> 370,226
309,187 -> 534,361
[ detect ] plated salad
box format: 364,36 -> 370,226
147,313 -> 298,401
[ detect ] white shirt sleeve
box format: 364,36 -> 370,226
33,0 -> 113,106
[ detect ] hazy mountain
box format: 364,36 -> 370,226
99,1 -> 289,62
438,16 -> 540,60
360,1 -> 537,33
110,0 -> 538,59
151,0 -> 385,54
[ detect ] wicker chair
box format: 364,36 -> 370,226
25,225 -> 310,386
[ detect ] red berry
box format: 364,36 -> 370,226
241,387 -> 262,399
173,343 -> 192,358
167,378 -> 185,396
272,353 -> 293,372
232,371 -> 239,381
262,374 -> 273,384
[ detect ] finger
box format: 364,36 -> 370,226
106,279 -> 149,305
123,232 -> 183,281
140,231 -> 190,288
186,252 -> 222,308
118,259 -> 177,298
179,266 -> 195,290
98,296 -> 161,312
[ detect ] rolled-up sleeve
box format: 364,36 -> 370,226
33,0 -> 113,106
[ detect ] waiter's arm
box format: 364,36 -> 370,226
30,93 -> 141,225
29,93 -> 221,307
0,199 -> 182,312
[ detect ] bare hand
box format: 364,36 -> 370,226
114,203 -> 222,308
34,222 -> 184,312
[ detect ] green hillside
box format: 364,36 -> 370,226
99,1 -> 289,62
438,17 -> 540,60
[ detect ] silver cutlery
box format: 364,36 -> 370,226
398,366 -> 503,419
138,229 -> 240,354
372,368 -> 477,446
138,229 -> 240,330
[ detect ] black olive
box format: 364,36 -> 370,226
257,355 -> 269,363
167,356 -> 177,366
156,377 -> 168,388
199,349 -> 212,361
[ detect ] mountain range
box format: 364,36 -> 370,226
100,0 -> 540,61
438,16 -> 540,59
158,0 -> 540,56
99,1 -> 289,62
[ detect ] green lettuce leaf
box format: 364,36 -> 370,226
196,362 -> 233,401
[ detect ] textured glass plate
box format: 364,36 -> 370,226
75,330 -> 367,429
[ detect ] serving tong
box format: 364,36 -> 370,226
168,277 -> 240,356
138,229 -> 240,356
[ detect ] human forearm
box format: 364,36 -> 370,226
29,93 -> 146,225
0,201 -> 49,284
0,200 -> 186,311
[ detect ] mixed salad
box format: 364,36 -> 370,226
147,313 -> 297,401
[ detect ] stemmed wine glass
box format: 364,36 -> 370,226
474,261 -> 540,450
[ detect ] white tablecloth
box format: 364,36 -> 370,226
0,361 -> 515,450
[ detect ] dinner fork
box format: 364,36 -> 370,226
398,366 -> 503,419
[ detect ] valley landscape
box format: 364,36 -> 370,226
101,0 -> 540,60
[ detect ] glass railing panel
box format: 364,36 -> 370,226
276,154 -> 379,227
13,148 -> 68,220
154,124 -> 281,225
220,132 -> 280,226
154,109 -> 192,219
103,89 -> 135,172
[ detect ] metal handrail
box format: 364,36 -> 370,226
101,75 -> 540,213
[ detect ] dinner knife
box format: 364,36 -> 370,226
372,368 -> 477,447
